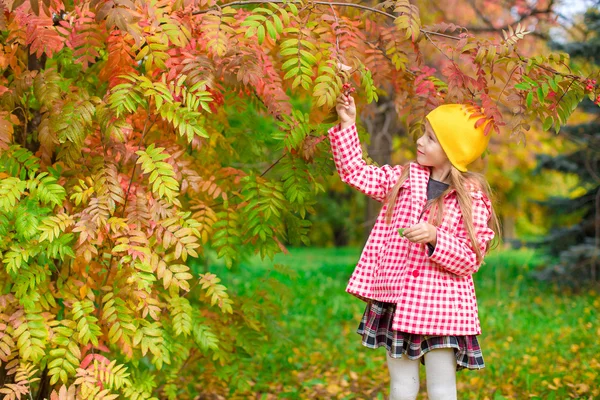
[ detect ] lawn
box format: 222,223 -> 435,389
195,247 -> 599,399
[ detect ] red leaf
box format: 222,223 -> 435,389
484,120 -> 493,136
474,117 -> 487,129
25,15 -> 66,58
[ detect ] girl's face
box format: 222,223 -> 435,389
416,122 -> 451,170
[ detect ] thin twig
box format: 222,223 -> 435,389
514,50 -> 579,80
424,32 -> 475,98
556,77 -> 577,109
101,113 -> 157,289
466,0 -> 555,40
330,3 -> 340,56
121,114 -> 157,217
424,32 -> 454,63
496,64 -> 520,107
420,29 -> 460,41
260,153 -> 286,177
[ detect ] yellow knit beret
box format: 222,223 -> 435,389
425,104 -> 491,172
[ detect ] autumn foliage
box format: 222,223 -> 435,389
0,0 -> 597,398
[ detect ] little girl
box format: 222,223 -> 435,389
329,92 -> 501,400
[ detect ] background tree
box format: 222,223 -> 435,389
534,2 -> 600,286
0,0 -> 597,398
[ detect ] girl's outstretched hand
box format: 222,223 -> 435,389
336,89 -> 356,129
403,222 -> 437,246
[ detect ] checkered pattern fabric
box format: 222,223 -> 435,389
357,301 -> 485,370
328,123 -> 495,335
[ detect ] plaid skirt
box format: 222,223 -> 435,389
357,301 -> 485,370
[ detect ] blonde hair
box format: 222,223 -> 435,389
384,164 -> 501,263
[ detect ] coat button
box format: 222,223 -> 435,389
412,269 -> 420,278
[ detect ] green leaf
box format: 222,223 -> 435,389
0,177 -> 26,211
542,116 -> 553,131
537,87 -> 545,104
280,47 -> 298,56
280,38 -> 298,49
273,14 -> 283,33
523,75 -> 538,87
283,67 -> 299,80
193,323 -> 219,352
542,82 -> 549,97
257,25 -> 265,44
282,58 -> 298,70
514,82 -> 530,91
265,20 -> 277,39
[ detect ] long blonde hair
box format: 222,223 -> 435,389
384,164 -> 501,263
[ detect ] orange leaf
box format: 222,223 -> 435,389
79,284 -> 89,299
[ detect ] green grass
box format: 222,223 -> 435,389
195,247 -> 600,399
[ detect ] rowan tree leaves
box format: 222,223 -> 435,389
24,13 -> 65,58
135,143 -> 180,205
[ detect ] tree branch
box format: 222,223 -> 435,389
465,0 -> 553,40
195,0 -> 586,107
121,113 -> 157,217
193,0 -> 395,19
496,63 -> 520,106
553,11 -> 590,38
260,153 -> 286,177
100,112 -> 157,291
467,0 -> 496,29
193,0 -> 461,40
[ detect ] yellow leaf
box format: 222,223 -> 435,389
326,383 -> 341,395
571,344 -> 580,352
576,383 -> 590,393
553,377 -> 561,387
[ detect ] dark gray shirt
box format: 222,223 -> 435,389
427,178 -> 449,201
426,178 -> 449,255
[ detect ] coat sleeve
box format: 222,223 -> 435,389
328,123 -> 402,203
427,191 -> 495,276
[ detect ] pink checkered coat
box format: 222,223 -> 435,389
328,123 -> 495,336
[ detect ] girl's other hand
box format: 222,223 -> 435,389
336,92 -> 356,129
403,222 -> 437,246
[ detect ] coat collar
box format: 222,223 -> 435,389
408,162 -> 456,195
408,162 -> 457,201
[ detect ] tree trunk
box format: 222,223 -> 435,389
360,95 -> 401,243
502,214 -> 517,248
35,367 -> 51,400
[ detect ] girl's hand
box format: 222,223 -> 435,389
403,222 -> 437,246
336,92 -> 356,129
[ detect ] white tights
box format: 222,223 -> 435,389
386,349 -> 457,400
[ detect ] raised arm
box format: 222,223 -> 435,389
328,123 -> 403,203
328,91 -> 403,202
